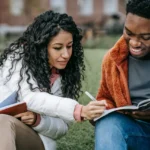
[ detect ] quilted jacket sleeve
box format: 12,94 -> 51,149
1,58 -> 78,123
33,115 -> 68,139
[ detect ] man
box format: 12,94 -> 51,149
95,0 -> 150,150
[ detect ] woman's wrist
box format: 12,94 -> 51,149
74,104 -> 84,122
32,113 -> 41,127
81,106 -> 87,120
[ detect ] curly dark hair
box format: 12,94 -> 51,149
0,10 -> 85,100
126,0 -> 150,19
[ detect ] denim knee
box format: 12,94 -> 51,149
95,112 -> 150,150
95,112 -> 129,134
95,112 -> 130,150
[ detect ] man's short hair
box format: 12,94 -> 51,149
126,0 -> 150,19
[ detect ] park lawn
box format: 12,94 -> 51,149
57,49 -> 107,150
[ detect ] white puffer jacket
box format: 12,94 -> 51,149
0,56 -> 78,150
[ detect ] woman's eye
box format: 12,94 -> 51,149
67,45 -> 72,49
54,47 -> 61,50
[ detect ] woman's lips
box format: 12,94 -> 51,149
58,61 -> 68,65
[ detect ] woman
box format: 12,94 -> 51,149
0,10 -> 106,150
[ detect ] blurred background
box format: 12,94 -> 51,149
0,0 -> 127,49
0,0 -> 127,150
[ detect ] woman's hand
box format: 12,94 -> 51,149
14,111 -> 37,126
125,110 -> 150,121
81,100 -> 107,120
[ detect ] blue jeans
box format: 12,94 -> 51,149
95,112 -> 150,150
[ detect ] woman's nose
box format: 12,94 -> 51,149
61,49 -> 70,58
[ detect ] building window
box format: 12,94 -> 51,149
50,0 -> 66,13
10,0 -> 24,16
78,0 -> 93,16
103,0 -> 118,15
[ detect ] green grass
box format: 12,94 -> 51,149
83,35 -> 121,49
57,49 -> 107,150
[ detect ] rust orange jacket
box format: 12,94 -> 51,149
96,36 -> 132,109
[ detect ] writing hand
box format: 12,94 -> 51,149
81,100 -> 107,120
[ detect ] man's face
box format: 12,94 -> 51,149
123,13 -> 150,59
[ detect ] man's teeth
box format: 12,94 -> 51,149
132,49 -> 141,52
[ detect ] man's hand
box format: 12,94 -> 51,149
14,111 -> 37,126
81,100 -> 107,120
125,110 -> 150,121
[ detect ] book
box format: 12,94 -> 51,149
85,91 -> 150,121
94,99 -> 150,121
0,92 -> 27,116
0,102 -> 27,116
0,91 -> 17,107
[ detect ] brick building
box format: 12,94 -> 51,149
0,0 -> 127,35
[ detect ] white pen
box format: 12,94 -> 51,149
85,91 -> 97,101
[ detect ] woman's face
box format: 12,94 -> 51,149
48,30 -> 73,69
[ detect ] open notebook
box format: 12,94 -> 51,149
94,99 -> 150,121
85,91 -> 150,121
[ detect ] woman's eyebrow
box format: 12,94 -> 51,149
68,41 -> 73,44
52,43 -> 62,46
